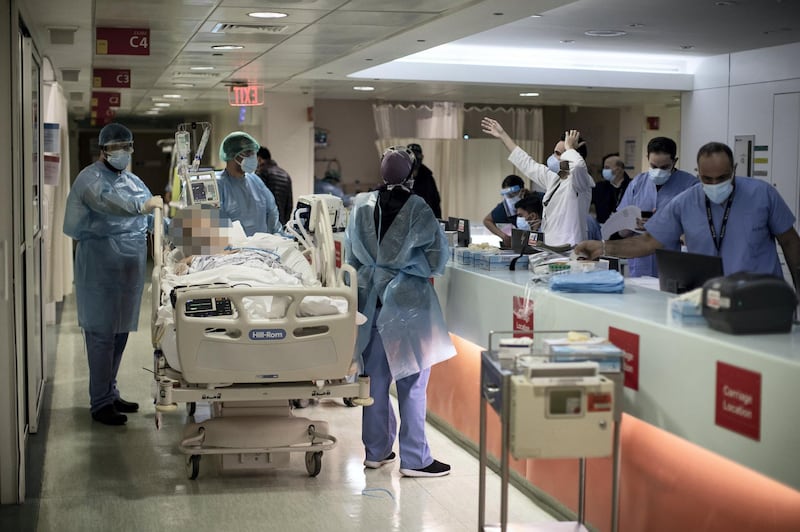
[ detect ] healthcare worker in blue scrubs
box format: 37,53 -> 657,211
615,137 -> 699,277
576,141 -> 800,288
217,131 -> 281,236
346,146 -> 456,477
63,123 -> 162,425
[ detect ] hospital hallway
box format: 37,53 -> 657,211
0,278 -> 556,532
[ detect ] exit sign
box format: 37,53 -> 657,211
228,85 -> 264,107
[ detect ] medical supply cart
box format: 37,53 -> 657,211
478,330 -> 624,532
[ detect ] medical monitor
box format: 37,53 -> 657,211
185,171 -> 219,207
456,218 -> 470,247
511,229 -> 545,254
447,216 -> 459,232
655,249 -> 724,294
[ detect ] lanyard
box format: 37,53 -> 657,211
543,181 -> 562,208
705,184 -> 735,256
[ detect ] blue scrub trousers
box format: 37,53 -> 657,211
84,331 -> 129,413
362,309 -> 433,470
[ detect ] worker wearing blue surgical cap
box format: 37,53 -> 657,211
63,123 -> 163,426
345,146 -> 456,478
217,131 -> 281,236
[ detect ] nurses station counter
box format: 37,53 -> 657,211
429,262 -> 800,532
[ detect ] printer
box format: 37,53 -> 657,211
702,272 -> 797,334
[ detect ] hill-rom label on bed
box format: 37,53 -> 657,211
249,329 -> 287,340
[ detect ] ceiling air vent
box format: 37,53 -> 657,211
211,23 -> 288,34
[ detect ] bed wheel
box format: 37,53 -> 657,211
305,451 -> 322,477
186,455 -> 201,480
343,397 -> 357,407
186,402 -> 196,416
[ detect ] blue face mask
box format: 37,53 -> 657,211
648,168 -> 671,185
546,154 -> 560,173
239,154 -> 258,174
703,178 -> 734,204
516,216 -> 530,231
106,150 -> 130,171
602,168 -> 614,181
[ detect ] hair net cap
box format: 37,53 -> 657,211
381,147 -> 414,185
219,131 -> 260,162
98,123 -> 133,146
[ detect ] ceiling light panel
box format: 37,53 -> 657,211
210,6 -> 328,24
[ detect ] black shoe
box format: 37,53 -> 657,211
113,398 -> 139,413
91,404 -> 127,426
400,459 -> 451,477
364,452 -> 396,469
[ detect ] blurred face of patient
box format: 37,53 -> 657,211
171,208 -> 231,255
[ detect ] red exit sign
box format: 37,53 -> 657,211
228,85 -> 264,107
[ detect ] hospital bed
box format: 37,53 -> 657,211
150,195 -> 372,479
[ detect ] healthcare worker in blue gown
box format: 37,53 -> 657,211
217,131 -> 281,236
63,123 -> 163,425
345,146 -> 456,478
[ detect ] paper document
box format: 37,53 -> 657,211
601,206 -> 641,241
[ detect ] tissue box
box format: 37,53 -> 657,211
547,342 -> 623,373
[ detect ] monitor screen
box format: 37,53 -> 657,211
511,228 -> 531,254
447,216 -> 459,232
655,249 -> 724,294
457,218 -> 470,247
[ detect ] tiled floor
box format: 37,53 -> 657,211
1,284 -> 558,531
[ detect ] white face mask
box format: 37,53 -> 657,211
238,154 -> 258,174
703,178 -> 734,204
648,168 -> 671,185
106,150 -> 130,171
546,154 -> 560,173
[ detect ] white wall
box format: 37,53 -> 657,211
619,104 -> 682,176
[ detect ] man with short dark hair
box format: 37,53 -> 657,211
256,147 -> 294,225
615,136 -> 698,276
407,143 -> 442,218
576,141 -> 800,288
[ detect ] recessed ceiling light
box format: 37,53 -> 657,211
353,86 -> 375,91
162,94 -> 182,99
530,14 -> 542,18
248,11 -> 287,19
154,102 -> 171,107
585,30 -> 627,37
211,45 -> 243,51
519,92 -> 540,97
173,83 -> 194,88
560,39 -> 575,44
189,66 -> 214,71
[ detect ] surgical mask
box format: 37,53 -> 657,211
106,150 -> 130,171
546,154 -> 560,174
516,216 -> 530,231
602,168 -> 614,181
703,178 -> 734,204
648,168 -> 671,185
238,154 -> 258,174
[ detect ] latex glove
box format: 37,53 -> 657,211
142,196 -> 163,214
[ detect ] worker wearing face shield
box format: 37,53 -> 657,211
483,174 -> 529,248
345,146 -> 456,478
217,131 -> 281,236
63,123 -> 163,426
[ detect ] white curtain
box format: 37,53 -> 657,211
373,104 -> 544,223
373,102 -> 463,140
43,81 -> 73,305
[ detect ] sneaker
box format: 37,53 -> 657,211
400,459 -> 451,478
91,404 -> 127,426
364,452 -> 396,469
113,398 -> 139,413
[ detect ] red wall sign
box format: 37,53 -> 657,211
96,28 -> 150,56
93,68 -> 131,88
715,361 -> 761,441
91,91 -> 121,108
228,85 -> 264,107
608,327 -> 639,390
512,296 -> 533,338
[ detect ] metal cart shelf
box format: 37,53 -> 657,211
478,330 -> 624,532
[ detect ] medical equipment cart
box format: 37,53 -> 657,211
478,330 -> 624,532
